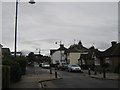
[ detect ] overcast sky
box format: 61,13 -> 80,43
1,1 -> 119,56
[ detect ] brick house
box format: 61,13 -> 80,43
78,46 -> 102,70
79,41 -> 120,72
101,41 -> 120,72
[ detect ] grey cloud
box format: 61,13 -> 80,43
2,2 -> 118,54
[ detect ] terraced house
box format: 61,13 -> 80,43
101,41 -> 120,72
67,41 -> 89,65
78,46 -> 102,71
79,41 -> 120,73
50,44 -> 67,65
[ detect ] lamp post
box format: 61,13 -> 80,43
14,0 -> 35,57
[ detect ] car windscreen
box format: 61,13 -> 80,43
71,65 -> 79,67
62,63 -> 68,65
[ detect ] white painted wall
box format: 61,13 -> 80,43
51,50 -> 66,64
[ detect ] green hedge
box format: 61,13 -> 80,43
1,65 -> 10,89
2,56 -> 27,82
15,56 -> 27,75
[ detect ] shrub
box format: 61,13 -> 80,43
2,65 -> 10,89
2,56 -> 22,82
16,56 -> 27,75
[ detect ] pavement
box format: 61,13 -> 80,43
10,73 -> 62,88
82,70 -> 120,80
44,70 -> 119,88
10,67 -> 62,88
10,67 -> 119,88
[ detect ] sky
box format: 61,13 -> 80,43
1,0 -> 119,56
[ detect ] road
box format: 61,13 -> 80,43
35,67 -> 119,88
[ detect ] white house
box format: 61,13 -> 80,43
50,44 -> 67,64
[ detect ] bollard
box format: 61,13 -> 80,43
55,67 -> 57,78
94,67 -> 97,75
88,68 -> 91,75
103,68 -> 106,78
50,67 -> 52,74
50,64 -> 52,74
55,71 -> 57,78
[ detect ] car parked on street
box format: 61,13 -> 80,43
67,64 -> 81,72
42,63 -> 50,68
57,63 -> 68,70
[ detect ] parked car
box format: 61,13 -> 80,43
34,62 -> 39,67
67,64 -> 81,72
42,63 -> 50,68
57,63 -> 68,70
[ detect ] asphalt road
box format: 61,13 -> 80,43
35,67 -> 118,88
26,66 -> 119,88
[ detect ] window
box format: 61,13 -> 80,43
95,59 -> 100,65
105,57 -> 110,64
82,59 -> 85,65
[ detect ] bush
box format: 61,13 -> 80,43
2,65 -> 10,89
16,56 -> 27,75
2,56 -> 22,82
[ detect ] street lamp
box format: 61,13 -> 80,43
14,0 -> 35,57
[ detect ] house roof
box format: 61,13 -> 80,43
67,41 -> 89,53
50,49 -> 57,55
79,46 -> 102,60
58,44 -> 67,51
110,43 -> 120,57
50,44 -> 68,55
102,41 -> 119,57
88,47 -> 102,59
0,44 -> 3,48
2,48 -> 11,55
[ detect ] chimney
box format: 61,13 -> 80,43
60,44 -> 64,47
111,41 -> 117,47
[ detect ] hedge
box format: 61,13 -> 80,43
1,65 -> 10,89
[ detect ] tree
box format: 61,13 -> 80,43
28,52 -> 35,65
